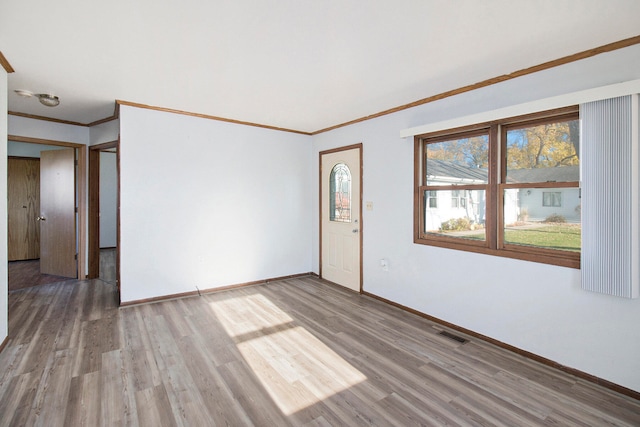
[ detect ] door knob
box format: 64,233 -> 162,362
352,229 -> 359,233
37,216 -> 46,221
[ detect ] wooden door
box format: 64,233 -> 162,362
8,158 -> 40,261
320,145 -> 362,292
40,149 -> 77,278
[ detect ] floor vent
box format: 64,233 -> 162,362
438,330 -> 468,344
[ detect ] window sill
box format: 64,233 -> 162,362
414,236 -> 580,269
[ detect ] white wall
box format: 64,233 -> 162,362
0,67 -> 8,344
99,151 -> 117,248
89,117 -> 119,248
119,106 -> 313,302
90,119 -> 119,146
8,115 -> 89,144
312,44 -> 640,392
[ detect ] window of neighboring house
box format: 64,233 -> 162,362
427,190 -> 438,208
451,190 -> 463,208
414,106 -> 580,268
542,191 -> 562,207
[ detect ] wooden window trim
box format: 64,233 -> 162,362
414,106 -> 580,269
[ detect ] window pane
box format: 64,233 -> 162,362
504,187 -> 580,252
424,189 -> 486,241
506,119 -> 579,183
330,163 -> 351,222
426,134 -> 489,185
542,191 -> 562,207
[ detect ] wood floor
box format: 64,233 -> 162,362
1,276 -> 639,426
98,248 -> 117,285
8,248 -> 117,292
7,259 -> 70,291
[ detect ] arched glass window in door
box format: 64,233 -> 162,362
330,163 -> 351,222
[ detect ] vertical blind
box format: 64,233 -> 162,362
581,94 -> 639,298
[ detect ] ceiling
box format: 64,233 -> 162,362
2,0 -> 640,133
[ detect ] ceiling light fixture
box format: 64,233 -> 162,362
14,89 -> 61,107
37,93 -> 60,107
14,89 -> 34,97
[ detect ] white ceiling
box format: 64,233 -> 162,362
2,0 -> 640,133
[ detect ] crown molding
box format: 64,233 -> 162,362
87,104 -> 119,127
116,100 -> 312,136
0,51 -> 15,73
311,34 -> 640,135
401,79 -> 640,138
8,106 -> 119,128
8,111 -> 89,126
6,34 -> 640,135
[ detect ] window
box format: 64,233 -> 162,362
451,190 -> 466,208
542,192 -> 562,207
330,163 -> 351,222
414,106 -> 580,268
427,190 -> 438,208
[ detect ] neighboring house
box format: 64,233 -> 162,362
508,166 -> 580,223
424,160 -> 580,231
424,159 -> 487,231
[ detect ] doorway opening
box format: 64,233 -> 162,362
7,136 -> 87,290
88,140 -> 120,304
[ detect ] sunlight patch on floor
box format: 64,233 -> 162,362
209,292 -> 366,415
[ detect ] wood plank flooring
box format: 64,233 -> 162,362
98,248 -> 117,285
7,259 -> 70,291
1,276 -> 639,426
8,248 -> 117,292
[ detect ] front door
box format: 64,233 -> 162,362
40,148 -> 77,278
320,145 -> 362,292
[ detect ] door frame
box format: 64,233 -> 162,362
88,140 -> 120,304
319,143 -> 363,293
8,135 -> 87,280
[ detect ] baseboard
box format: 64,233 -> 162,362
0,335 -> 8,354
120,272 -> 315,308
361,290 -> 640,401
311,275 -> 361,294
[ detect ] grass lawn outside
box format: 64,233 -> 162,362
504,223 -> 581,252
437,223 -> 581,252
